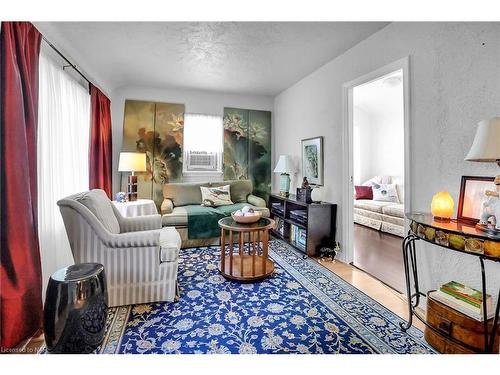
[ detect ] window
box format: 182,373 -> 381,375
183,113 -> 223,173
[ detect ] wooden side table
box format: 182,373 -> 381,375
112,199 -> 157,218
401,213 -> 500,353
218,217 -> 275,282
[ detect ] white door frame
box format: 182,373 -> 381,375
341,56 -> 412,264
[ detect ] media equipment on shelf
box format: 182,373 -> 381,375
271,202 -> 284,216
289,209 -> 308,225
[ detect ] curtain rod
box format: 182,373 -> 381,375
42,36 -> 92,89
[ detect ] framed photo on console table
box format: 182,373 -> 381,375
457,176 -> 495,224
301,136 -> 324,186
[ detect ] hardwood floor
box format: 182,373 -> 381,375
353,223 -> 405,293
314,256 -> 424,331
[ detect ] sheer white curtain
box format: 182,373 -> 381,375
37,51 -> 91,297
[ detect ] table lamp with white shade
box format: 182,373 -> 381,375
118,152 -> 147,201
465,117 -> 500,166
465,117 -> 500,234
274,155 -> 292,197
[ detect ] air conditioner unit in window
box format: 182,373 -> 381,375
186,151 -> 218,171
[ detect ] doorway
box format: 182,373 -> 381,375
341,58 -> 411,293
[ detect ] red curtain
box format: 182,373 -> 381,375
89,84 -> 112,197
0,22 -> 43,349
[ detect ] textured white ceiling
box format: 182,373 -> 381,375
35,22 -> 388,95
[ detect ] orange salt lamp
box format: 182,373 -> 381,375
431,191 -> 454,220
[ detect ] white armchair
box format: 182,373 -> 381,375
57,189 -> 181,307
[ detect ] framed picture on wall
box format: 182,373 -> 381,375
457,176 -> 495,224
301,136 -> 324,186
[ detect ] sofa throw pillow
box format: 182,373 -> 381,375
200,185 -> 234,207
362,175 -> 392,186
209,180 -> 252,203
371,183 -> 400,203
355,185 -> 373,200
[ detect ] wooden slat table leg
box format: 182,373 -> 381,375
262,229 -> 268,274
247,232 -> 251,255
252,231 -> 256,276
220,228 -> 225,273
239,232 -> 244,276
245,232 -> 248,254
257,230 -> 260,255
229,230 -> 233,276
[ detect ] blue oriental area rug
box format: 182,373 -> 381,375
97,240 -> 434,354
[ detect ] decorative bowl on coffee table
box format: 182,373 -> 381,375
231,211 -> 262,223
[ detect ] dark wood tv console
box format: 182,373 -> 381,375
268,193 -> 337,257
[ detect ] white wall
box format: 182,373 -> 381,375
110,85 -> 273,194
353,106 -> 374,185
353,78 -> 405,186
371,110 -> 404,180
273,22 -> 500,298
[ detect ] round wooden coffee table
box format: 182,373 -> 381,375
218,217 -> 275,282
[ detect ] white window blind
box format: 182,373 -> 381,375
183,113 -> 223,173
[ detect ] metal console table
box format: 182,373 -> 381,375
401,213 -> 500,353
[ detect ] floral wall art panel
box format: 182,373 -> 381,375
122,100 -> 185,206
248,109 -> 272,200
223,107 -> 272,200
223,108 -> 249,181
153,102 -> 185,204
122,100 -> 156,201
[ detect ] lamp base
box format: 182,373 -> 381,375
279,173 -> 290,198
127,175 -> 138,202
432,216 -> 452,222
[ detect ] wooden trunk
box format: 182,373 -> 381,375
425,292 -> 499,353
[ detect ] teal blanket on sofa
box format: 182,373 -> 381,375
184,203 -> 247,240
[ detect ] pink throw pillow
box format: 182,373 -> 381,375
355,186 -> 373,200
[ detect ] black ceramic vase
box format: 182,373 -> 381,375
44,263 -> 108,353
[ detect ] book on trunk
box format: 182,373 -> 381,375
439,281 -> 492,311
429,290 -> 495,321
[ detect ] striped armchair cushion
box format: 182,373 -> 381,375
77,189 -> 120,234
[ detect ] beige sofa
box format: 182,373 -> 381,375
353,176 -> 405,237
161,180 -> 270,248
353,200 -> 405,237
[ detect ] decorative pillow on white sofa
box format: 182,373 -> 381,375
200,185 -> 234,207
371,183 -> 400,203
362,175 -> 392,186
